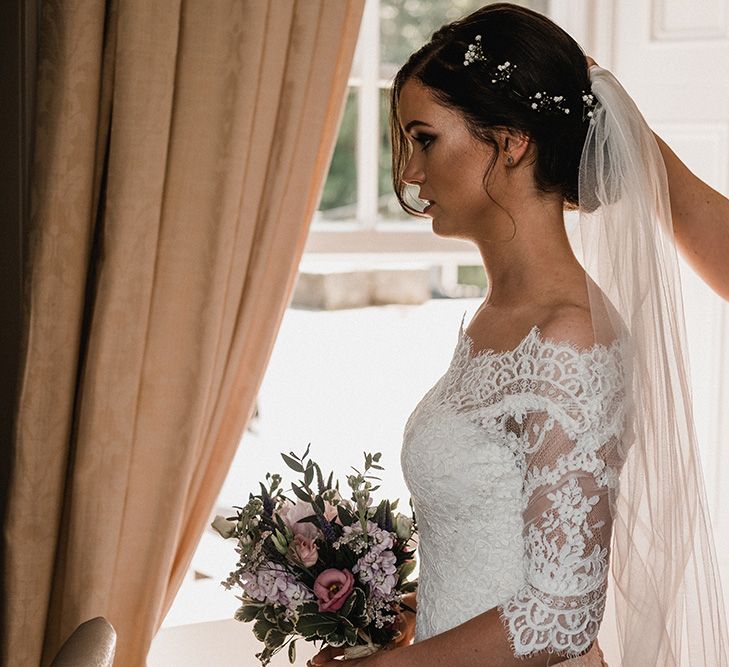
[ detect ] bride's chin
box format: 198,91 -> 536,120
430,216 -> 452,238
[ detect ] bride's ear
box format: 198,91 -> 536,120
501,130 -> 531,166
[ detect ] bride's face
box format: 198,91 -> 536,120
397,78 -> 512,240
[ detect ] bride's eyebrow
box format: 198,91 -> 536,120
404,120 -> 434,134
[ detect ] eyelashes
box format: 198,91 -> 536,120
412,134 -> 434,152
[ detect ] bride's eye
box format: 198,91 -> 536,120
413,134 -> 434,151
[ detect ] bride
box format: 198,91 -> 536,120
311,3 -> 729,665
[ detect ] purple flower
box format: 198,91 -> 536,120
353,548 -> 398,599
240,561 -> 314,609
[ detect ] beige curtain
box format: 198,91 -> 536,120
3,1 -> 365,665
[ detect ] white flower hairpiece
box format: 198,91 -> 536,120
463,33 -> 598,121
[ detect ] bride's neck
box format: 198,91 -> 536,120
475,222 -> 585,309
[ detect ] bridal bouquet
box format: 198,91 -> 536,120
211,445 -> 419,665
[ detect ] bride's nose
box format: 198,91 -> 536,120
402,155 -> 425,186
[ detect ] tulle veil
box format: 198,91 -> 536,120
576,64 -> 729,665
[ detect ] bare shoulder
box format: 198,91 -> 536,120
538,306 -> 597,350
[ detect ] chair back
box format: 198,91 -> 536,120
50,616 -> 116,667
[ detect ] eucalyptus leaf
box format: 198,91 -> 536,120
304,465 -> 314,487
337,504 -> 352,525
288,639 -> 297,663
291,483 -> 312,503
281,453 -> 305,473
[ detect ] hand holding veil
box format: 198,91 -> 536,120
578,65 -> 729,665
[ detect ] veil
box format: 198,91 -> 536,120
577,65 -> 729,664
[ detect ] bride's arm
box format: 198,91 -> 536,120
651,131 -> 729,302
368,606 -> 574,666
319,594 -> 573,666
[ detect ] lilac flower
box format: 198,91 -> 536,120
240,561 -> 315,609
352,548 -> 398,599
333,519 -> 395,555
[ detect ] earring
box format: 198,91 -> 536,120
506,154 -> 514,165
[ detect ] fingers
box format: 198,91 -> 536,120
309,645 -> 345,665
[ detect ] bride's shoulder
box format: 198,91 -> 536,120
537,305 -> 598,351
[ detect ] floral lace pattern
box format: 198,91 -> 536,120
400,312 -> 631,664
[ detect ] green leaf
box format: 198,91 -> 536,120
391,498 -> 399,511
314,463 -> 325,491
373,453 -> 382,461
303,442 -> 311,459
235,602 -> 265,623
288,639 -> 297,663
398,559 -> 416,581
327,471 -> 334,488
291,483 -> 312,503
298,600 -> 319,615
281,453 -> 305,473
325,629 -> 347,647
295,613 -> 339,639
259,482 -> 271,505
262,605 -> 279,623
344,625 -> 358,645
264,627 -> 287,649
304,465 -> 314,487
340,591 -> 357,617
337,504 -> 352,525
253,618 -> 276,642
347,588 -> 365,618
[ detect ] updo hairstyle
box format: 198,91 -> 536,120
389,2 -> 594,219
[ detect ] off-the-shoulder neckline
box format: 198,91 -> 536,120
458,310 -> 624,361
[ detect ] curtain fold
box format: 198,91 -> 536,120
3,1 -> 365,665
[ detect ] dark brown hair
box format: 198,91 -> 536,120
389,3 -> 593,222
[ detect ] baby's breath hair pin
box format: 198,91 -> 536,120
463,34 -> 485,66
464,35 -> 518,86
528,91 -> 570,115
581,91 -> 598,121
462,32 -> 598,122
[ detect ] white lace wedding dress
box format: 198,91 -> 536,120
400,312 -> 631,665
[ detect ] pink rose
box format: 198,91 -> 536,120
313,568 -> 355,613
290,534 -> 319,567
323,500 -> 340,524
278,499 -> 320,541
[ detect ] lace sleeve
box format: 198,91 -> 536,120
496,403 -> 614,661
